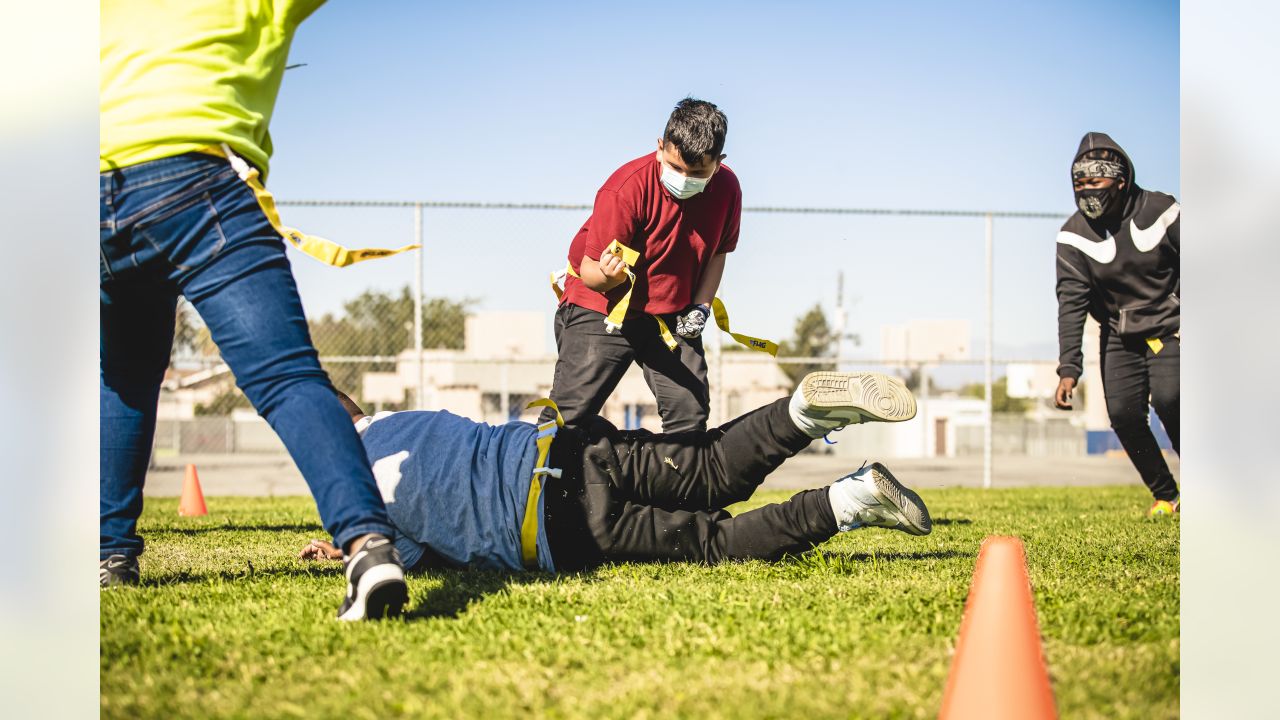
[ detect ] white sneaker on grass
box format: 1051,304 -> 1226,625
789,372 -> 917,439
828,462 -> 932,536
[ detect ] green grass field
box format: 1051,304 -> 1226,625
101,486 -> 1179,719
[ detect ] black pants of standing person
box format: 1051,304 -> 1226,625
540,303 -> 710,433
543,397 -> 838,571
1101,330 -> 1181,501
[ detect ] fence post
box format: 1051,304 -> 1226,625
413,202 -> 425,409
983,213 -> 994,489
920,362 -> 930,457
500,362 -> 510,421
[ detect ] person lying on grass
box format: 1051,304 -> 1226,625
299,372 -> 932,573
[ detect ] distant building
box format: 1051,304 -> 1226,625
880,319 -> 970,363
361,311 -> 794,430
156,364 -> 234,420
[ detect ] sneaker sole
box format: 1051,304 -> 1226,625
338,564 -> 409,622
866,462 -> 932,536
801,372 -> 917,423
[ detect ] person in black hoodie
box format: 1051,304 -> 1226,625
1053,132 -> 1180,518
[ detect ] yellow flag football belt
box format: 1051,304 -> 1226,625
1145,330 -> 1180,356
549,240 -> 778,356
200,144 -> 420,267
520,399 -> 565,570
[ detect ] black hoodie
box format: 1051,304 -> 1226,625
1055,132 -> 1180,380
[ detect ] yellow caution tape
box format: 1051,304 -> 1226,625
547,240 -> 775,354
203,144 -> 420,267
520,398 -> 563,569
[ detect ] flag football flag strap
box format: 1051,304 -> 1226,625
201,144 -> 420,268
549,240 -> 777,355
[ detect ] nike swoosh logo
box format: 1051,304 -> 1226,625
1130,202 -> 1180,252
1057,230 -> 1116,264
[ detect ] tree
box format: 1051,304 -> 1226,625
960,376 -> 1033,413
185,287 -> 472,414
195,388 -> 251,416
173,298 -> 220,360
308,287 -> 474,407
777,304 -> 836,385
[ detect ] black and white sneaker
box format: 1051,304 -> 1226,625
337,535 -> 408,621
100,554 -> 140,588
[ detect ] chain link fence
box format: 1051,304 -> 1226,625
155,200 -> 1129,476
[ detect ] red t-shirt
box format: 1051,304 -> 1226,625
561,152 -> 741,317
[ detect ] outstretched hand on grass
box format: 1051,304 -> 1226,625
299,538 -> 342,562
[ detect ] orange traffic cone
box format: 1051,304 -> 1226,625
939,536 -> 1056,720
178,463 -> 208,517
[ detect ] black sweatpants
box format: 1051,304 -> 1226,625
540,302 -> 710,433
543,397 -> 838,571
1101,331 -> 1180,501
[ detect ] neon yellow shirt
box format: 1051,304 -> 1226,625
100,0 -> 325,178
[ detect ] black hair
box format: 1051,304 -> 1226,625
334,389 -> 365,420
662,97 -> 728,165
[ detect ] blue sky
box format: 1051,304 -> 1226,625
267,0 -> 1179,365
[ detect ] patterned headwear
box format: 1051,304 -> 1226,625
1071,158 -> 1125,181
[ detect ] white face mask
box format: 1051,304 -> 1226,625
657,151 -> 712,199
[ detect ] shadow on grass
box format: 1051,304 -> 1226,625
147,522 -> 325,535
140,563 -> 341,587
819,549 -> 968,563
931,517 -> 973,526
405,569 -> 566,621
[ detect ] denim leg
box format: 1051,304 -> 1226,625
99,281 -> 177,559
177,179 -> 392,550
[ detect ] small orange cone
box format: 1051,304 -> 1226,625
939,536 -> 1056,720
178,463 -> 208,517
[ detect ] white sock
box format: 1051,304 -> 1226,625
789,388 -> 843,439
827,469 -> 879,532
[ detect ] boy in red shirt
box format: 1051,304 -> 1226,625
545,98 -> 739,433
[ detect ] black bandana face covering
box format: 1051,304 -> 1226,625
1075,186 -> 1119,219
1072,157 -> 1126,219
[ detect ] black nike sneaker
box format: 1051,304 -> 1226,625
100,554 -> 140,588
337,534 -> 408,621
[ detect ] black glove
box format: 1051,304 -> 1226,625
675,303 -> 711,339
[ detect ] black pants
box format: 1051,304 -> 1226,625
541,303 -> 710,433
1101,331 -> 1180,501
543,398 -> 838,571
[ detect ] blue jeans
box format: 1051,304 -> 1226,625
100,152 -> 394,559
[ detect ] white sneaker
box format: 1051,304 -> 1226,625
789,372 -> 917,438
828,462 -> 931,536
